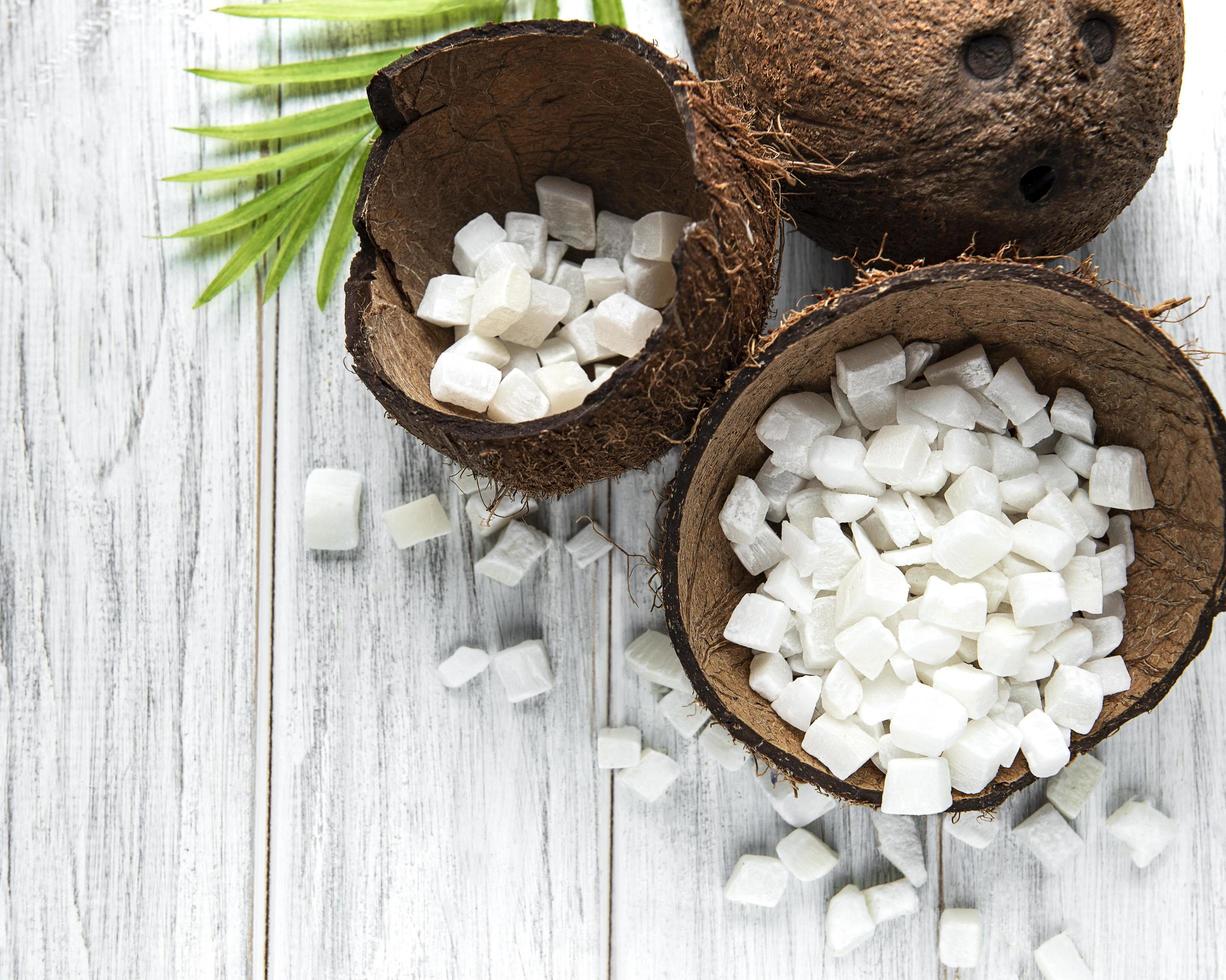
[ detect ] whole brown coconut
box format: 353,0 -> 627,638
660,259 -> 1226,811
712,0 -> 1184,262
346,22 -> 782,498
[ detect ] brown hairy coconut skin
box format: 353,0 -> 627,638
680,0 -> 724,78
660,259 -> 1226,810
345,22 -> 782,498
714,0 -> 1184,262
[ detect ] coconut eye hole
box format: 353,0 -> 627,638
1079,16 -> 1116,64
1020,165 -> 1057,204
963,33 -> 1014,80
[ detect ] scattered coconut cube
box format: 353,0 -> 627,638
492,639 -> 553,702
503,211 -> 547,275
772,675 -> 822,730
835,616 -> 898,680
869,811 -> 928,886
725,593 -> 791,655
826,884 -> 876,956
699,723 -> 749,771
624,629 -> 688,690
430,354 -> 502,412
1089,445 -> 1155,510
593,292 -> 662,358
597,726 -> 642,768
757,392 -> 841,472
1106,797 -> 1176,868
452,212 -> 506,276
565,522 -> 613,568
474,521 -> 550,587
1085,655 -> 1130,696
944,811 -> 1000,849
487,368 -> 550,424
835,336 -> 906,396
383,494 -> 450,549
303,467 -> 363,551
595,210 -> 635,262
881,757 -> 953,814
535,175 -> 596,249
863,879 -> 919,924
1018,709 -> 1071,777
1013,802 -> 1082,873
1034,931 -> 1093,980
775,827 -> 839,881
1045,753 -> 1105,819
623,253 -> 677,309
418,274 -> 477,327
1043,665 -> 1104,734
724,854 -> 789,908
835,555 -> 909,626
945,465 -> 1002,515
802,714 -> 877,780
757,772 -> 838,827
660,688 -> 710,738
468,263 -> 531,338
616,747 -> 682,802
939,908 -> 982,969
437,645 -> 489,688
631,210 -> 690,262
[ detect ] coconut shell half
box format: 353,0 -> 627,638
345,21 -> 782,498
660,259 -> 1226,810
715,0 -> 1184,262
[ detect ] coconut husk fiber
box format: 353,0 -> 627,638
679,0 -> 724,78
345,21 -> 782,498
660,259 -> 1226,811
713,0 -> 1184,263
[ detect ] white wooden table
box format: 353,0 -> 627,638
3,1 -> 1225,976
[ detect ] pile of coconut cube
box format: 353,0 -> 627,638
720,337 -> 1153,814
420,175 -> 690,421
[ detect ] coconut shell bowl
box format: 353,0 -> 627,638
346,22 -> 781,498
660,260 -> 1226,811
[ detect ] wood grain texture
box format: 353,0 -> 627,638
0,0 -> 266,976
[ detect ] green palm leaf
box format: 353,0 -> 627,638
264,157 -> 350,297
164,164 -> 330,239
591,0 -> 625,26
176,99 -> 372,141
215,0 -> 502,22
193,207 -> 300,307
531,0 -> 558,16
188,47 -> 413,85
164,129 -> 365,182
316,140 -> 373,309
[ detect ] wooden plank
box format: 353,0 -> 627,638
0,1 -> 266,975
940,2 -> 1226,975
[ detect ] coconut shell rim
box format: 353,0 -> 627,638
346,20 -> 729,447
659,258 -> 1226,811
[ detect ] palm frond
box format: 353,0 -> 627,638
176,99 -> 373,141
188,48 -> 414,85
215,0 -> 502,23
164,129 -> 367,182
316,140 -> 373,309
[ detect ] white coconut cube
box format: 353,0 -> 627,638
724,854 -> 789,908
808,435 -> 884,495
535,175 -> 595,249
630,210 -> 690,262
1085,655 -> 1130,695
988,433 -> 1040,479
593,292 -> 662,358
944,717 -> 1013,793
535,362 -> 592,415
623,252 -> 677,309
720,475 -> 770,545
1062,556 -> 1104,614
1018,710 -> 1071,777
1001,473 -> 1048,513
772,675 -> 822,730
595,210 -> 634,261
550,260 -> 589,323
847,383 -> 900,430
1054,434 -> 1097,479
1043,665 -> 1103,734
773,827 -> 839,882
908,384 -> 980,429
931,509 -> 1012,577
536,337 -> 578,367
1009,572 -> 1072,627
616,747 -> 682,802
764,559 -> 817,614
1108,513 -> 1135,563
1045,753 -> 1105,819
555,310 -> 614,365
944,811 -> 1000,849
820,660 -> 863,719
757,392 -> 841,470
700,724 -> 749,771
917,577 -> 987,634
624,629 -> 688,690
1030,489 -> 1089,541
430,354 -> 502,412
835,556 -> 908,626
383,494 -> 450,549
1106,797 -> 1176,868
890,683 -> 969,756
799,597 -> 839,670
486,368 -> 550,424
597,726 -> 642,768
834,616 -> 898,680
826,885 -> 876,956
933,664 -> 997,719
835,335 -> 906,396
945,465 -> 1002,515
492,639 -> 553,702
474,240 -> 532,284
468,263 -> 532,338
418,274 -> 477,327
977,615 -> 1034,676
801,714 -> 877,780
938,908 -> 982,969
565,522 -> 613,568
734,523 -> 785,576
902,340 -> 939,382
503,211 -> 547,275
984,356 -> 1048,423
924,343 -> 993,390
942,429 -> 992,474
869,811 -> 929,886
873,490 -> 920,548
499,279 -> 572,347
581,256 -> 626,305
756,458 -> 806,520
862,879 -> 919,925
474,521 -> 550,587
857,669 -> 907,725
1012,518 -> 1076,571
465,490 -> 534,537
1034,932 -> 1093,980
446,333 -> 511,368
861,425 -> 932,487
542,240 -> 568,282
896,620 -> 958,667
757,773 -> 838,826
807,518 -> 861,589
1016,407 -> 1055,448
437,645 -> 490,689
503,341 -> 541,375
591,362 -> 617,387
1098,543 -> 1129,595
452,212 -> 506,276
660,688 -> 711,738
1014,802 -> 1082,873
1089,445 -> 1155,510
303,467 -> 363,551
881,757 -> 952,814
819,489 -> 873,523
1037,456 -> 1080,497
726,593 -> 791,654
1050,387 -> 1097,442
